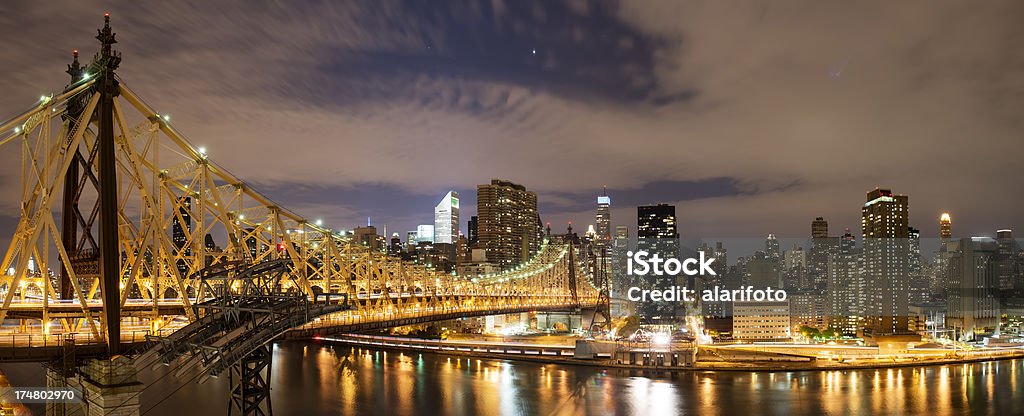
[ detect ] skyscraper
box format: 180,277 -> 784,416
595,190 -> 611,251
467,216 -> 479,247
433,191 -> 459,244
416,224 -> 435,243
811,217 -> 829,239
861,188 -> 910,334
947,237 -> 1000,339
809,217 -> 838,289
996,229 -> 1019,290
172,197 -> 192,277
477,179 -> 541,270
765,234 -> 780,260
828,229 -> 862,336
940,213 -> 952,241
636,204 -> 679,324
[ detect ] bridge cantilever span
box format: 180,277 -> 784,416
0,15 -> 600,416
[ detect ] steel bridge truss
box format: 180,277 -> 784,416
0,16 -> 599,357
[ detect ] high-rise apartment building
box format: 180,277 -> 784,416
433,191 -> 459,244
828,229 -> 862,336
477,179 -> 541,270
861,188 -> 910,334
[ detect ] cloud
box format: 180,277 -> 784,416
0,0 -> 1021,244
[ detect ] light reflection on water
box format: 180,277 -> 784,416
136,341 -> 1023,415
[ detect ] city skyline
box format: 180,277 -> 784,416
0,1 -> 1022,243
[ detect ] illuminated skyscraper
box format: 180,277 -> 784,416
172,197 -> 191,277
828,229 -> 862,336
811,217 -> 829,239
433,191 -> 459,244
636,204 -> 679,324
861,188 -> 910,334
416,224 -> 435,243
765,234 -> 780,260
595,189 -> 611,251
940,213 -> 952,241
809,217 -> 838,289
477,179 -> 541,270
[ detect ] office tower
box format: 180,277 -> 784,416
861,188 -> 910,334
765,234 -> 780,260
477,179 -> 541,270
353,226 -> 382,251
697,242 -> 726,318
244,227 -> 268,261
203,233 -> 219,268
996,230 -> 1019,290
467,216 -> 479,247
940,213 -> 952,242
172,196 -> 192,277
611,225 -> 630,298
636,204 -> 679,324
595,191 -> 611,251
746,252 -> 781,288
638,204 -> 678,241
811,217 -> 828,239
809,217 -> 839,289
433,191 -> 459,244
908,227 -> 922,274
828,229 -> 862,336
416,224 -> 435,243
783,245 -> 809,289
406,231 -> 418,251
907,226 -> 930,304
389,233 -> 402,256
947,237 -> 1000,338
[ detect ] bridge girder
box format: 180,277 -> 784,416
0,23 -> 598,357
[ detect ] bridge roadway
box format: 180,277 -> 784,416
0,292 -> 590,362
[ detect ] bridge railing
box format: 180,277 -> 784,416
298,297 -> 583,332
0,328 -> 180,348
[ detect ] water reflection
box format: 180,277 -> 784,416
139,342 -> 1024,416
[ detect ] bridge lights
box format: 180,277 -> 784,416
198,146 -> 207,156
13,126 -> 20,134
315,219 -> 323,226
162,114 -> 170,121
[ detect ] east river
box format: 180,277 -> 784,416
4,341 -> 1023,415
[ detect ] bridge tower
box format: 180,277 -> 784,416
94,12 -> 124,357
56,13 -> 124,356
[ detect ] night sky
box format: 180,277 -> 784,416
1,1 -> 1022,247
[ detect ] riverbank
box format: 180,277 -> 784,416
314,334 -> 1024,372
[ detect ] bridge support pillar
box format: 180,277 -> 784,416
47,356 -> 142,416
228,343 -> 273,416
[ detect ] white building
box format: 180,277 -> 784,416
433,191 -> 459,244
733,301 -> 791,341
